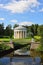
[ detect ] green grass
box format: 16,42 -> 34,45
13,38 -> 31,44
0,38 -> 10,42
0,38 -> 31,44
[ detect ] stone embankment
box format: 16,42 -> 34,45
6,43 -> 14,48
30,42 -> 40,50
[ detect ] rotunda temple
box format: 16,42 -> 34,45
14,26 -> 27,39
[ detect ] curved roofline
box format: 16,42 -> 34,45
14,26 -> 27,30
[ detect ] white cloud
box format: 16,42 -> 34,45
30,9 -> 35,12
18,21 -> 34,26
39,8 -> 43,12
10,20 -> 18,23
10,19 -> 34,26
0,18 -> 5,20
0,0 -> 40,13
0,4 -> 3,8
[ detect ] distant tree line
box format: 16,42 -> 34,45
0,23 -> 43,38
0,23 -> 13,38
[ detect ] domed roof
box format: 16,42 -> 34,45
14,26 -> 27,30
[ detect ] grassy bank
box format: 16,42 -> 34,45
0,38 -> 31,44
0,43 -> 11,52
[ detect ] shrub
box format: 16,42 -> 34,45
35,44 -> 43,51
0,43 -> 11,52
3,36 -> 10,38
34,36 -> 41,42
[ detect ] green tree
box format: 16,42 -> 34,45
0,23 -> 4,37
31,24 -> 35,37
5,24 -> 13,38
39,25 -> 43,44
30,24 -> 38,36
34,24 -> 38,35
37,25 -> 43,51
13,24 -> 19,28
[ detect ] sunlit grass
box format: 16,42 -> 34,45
0,38 -> 31,44
0,38 -> 10,42
34,35 -> 41,42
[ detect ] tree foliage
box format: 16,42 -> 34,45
5,24 -> 13,38
39,25 -> 43,44
30,24 -> 38,36
0,23 -> 13,38
0,23 -> 4,37
0,23 -> 43,39
36,25 -> 43,51
13,24 -> 19,28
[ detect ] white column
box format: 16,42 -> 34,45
21,31 -> 22,38
15,31 -> 16,38
21,31 -> 24,38
18,31 -> 19,38
16,31 -> 18,38
23,31 -> 24,38
14,31 -> 15,38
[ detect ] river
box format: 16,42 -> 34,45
0,46 -> 43,65
0,44 -> 43,65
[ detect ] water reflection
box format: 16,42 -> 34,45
0,45 -> 43,65
0,48 -> 42,65
30,50 -> 43,64
0,57 -> 42,65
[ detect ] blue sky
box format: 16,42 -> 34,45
0,0 -> 43,28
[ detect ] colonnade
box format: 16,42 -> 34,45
14,30 -> 27,39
